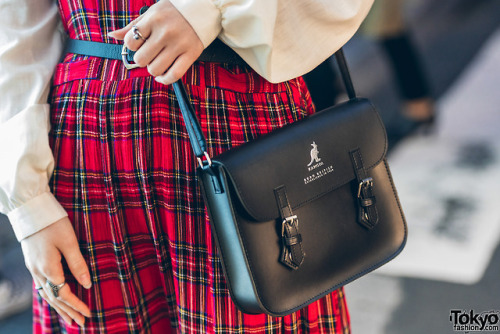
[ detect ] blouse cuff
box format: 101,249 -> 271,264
7,192 -> 68,241
169,0 -> 222,48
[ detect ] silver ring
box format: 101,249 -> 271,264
46,280 -> 66,298
132,25 -> 146,41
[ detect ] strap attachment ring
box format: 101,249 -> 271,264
197,151 -> 213,168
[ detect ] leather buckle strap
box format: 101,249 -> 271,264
274,185 -> 305,270
350,148 -> 379,229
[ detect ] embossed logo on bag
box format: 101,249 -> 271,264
304,142 -> 334,185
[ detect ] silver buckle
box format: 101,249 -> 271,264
357,177 -> 373,198
122,45 -> 140,70
281,215 -> 298,235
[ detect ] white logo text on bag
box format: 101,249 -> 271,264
304,142 -> 333,185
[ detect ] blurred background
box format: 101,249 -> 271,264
1,0 -> 500,332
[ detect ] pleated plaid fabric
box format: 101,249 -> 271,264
33,1 -> 351,333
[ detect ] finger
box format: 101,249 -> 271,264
52,304 -> 75,325
34,276 -> 45,291
54,298 -> 86,327
43,283 -> 87,327
37,272 -> 87,326
30,266 -> 49,293
146,48 -> 177,77
38,288 -> 74,325
155,53 -> 197,86
124,22 -> 151,52
132,35 -> 165,68
33,261 -> 66,307
108,15 -> 143,40
56,284 -> 91,318
60,240 -> 92,290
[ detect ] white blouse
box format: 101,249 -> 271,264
0,0 -> 373,241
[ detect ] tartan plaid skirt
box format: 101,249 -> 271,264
35,55 -> 350,333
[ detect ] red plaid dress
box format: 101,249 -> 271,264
34,1 -> 351,333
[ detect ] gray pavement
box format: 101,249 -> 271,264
1,0 -> 500,332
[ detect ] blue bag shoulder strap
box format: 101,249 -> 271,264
173,48 -> 357,165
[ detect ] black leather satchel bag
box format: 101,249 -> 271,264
173,49 -> 407,316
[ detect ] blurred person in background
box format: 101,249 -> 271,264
362,0 -> 435,132
304,0 -> 435,133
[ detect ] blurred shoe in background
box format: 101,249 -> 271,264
0,271 -> 32,321
363,0 -> 437,136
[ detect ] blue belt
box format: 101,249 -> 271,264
64,38 -> 246,69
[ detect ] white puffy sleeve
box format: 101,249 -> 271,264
0,0 -> 67,241
169,0 -> 374,83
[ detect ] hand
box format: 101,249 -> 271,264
108,0 -> 204,85
21,217 -> 92,327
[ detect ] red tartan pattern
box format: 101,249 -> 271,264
34,2 -> 351,333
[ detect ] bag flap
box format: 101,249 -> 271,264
214,98 -> 387,221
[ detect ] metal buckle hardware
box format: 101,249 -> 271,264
122,45 -> 140,70
357,177 -> 374,198
197,151 -> 213,168
281,215 -> 298,235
